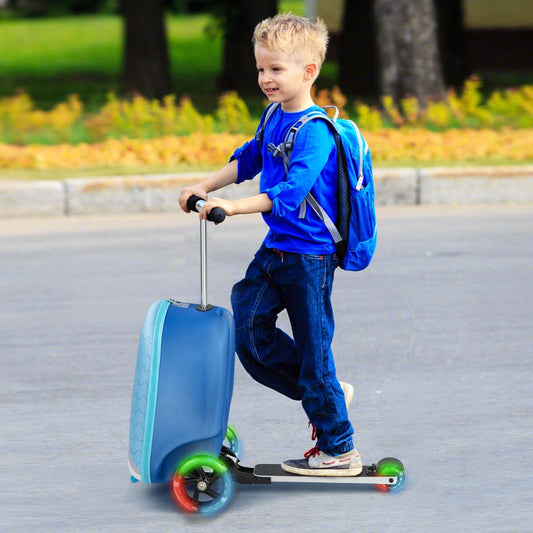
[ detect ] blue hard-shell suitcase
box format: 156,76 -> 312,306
128,214 -> 235,484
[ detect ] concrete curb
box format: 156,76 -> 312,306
418,167 -> 533,205
1,166 -> 533,217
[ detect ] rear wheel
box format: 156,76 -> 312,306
170,454 -> 233,515
223,425 -> 240,455
375,457 -> 405,492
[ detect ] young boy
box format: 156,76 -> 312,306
179,13 -> 362,476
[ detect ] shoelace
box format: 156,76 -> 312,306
304,422 -> 320,458
308,420 -> 317,441
304,446 -> 320,459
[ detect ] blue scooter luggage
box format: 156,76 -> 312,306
128,204 -> 235,484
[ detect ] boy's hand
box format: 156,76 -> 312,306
199,197 -> 235,221
179,185 -> 207,212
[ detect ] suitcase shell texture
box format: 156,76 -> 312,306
128,297 -> 235,484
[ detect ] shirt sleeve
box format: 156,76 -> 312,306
230,108 -> 273,183
265,119 -> 334,217
230,137 -> 263,183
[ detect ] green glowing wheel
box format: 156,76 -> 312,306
375,457 -> 405,492
223,425 -> 240,455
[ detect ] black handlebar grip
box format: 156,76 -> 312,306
186,194 -> 203,212
207,207 -> 226,224
186,195 -> 226,224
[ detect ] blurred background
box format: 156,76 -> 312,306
1,0 -> 533,176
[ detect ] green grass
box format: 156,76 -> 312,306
0,15 -> 121,109
1,1 -> 532,113
0,14 -> 224,111
0,2 -> 307,112
0,16 -> 121,74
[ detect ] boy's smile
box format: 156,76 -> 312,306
255,45 -> 316,113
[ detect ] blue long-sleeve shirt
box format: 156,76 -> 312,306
232,105 -> 338,254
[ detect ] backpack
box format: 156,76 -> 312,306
256,103 -> 377,271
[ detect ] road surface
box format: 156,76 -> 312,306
2,205 -> 532,532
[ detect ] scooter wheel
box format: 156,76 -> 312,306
375,457 -> 405,492
223,425 -> 240,455
170,454 -> 233,515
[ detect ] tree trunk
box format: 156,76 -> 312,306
121,0 -> 172,99
434,0 -> 468,89
339,0 -> 379,99
218,0 -> 278,95
373,0 -> 445,106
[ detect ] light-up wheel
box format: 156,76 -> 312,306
170,454 -> 233,515
223,425 -> 240,455
375,457 -> 405,492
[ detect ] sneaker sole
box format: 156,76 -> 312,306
281,459 -> 363,477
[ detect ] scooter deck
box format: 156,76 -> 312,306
253,463 -> 397,486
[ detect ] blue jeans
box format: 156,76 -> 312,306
231,244 -> 354,454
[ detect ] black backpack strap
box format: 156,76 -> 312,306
255,102 -> 281,147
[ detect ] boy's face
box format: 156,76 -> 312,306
255,45 -> 317,113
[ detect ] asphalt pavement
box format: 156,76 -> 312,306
1,205 -> 532,532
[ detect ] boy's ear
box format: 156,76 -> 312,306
304,62 -> 318,80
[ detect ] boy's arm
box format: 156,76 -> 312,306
179,159 -> 239,212
199,193 -> 273,220
180,157 -> 273,219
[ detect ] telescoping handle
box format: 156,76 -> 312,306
186,195 -> 227,311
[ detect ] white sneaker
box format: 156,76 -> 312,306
339,381 -> 354,409
281,447 -> 363,477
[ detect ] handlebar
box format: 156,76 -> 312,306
186,195 -> 226,224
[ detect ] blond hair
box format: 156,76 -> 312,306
253,13 -> 329,69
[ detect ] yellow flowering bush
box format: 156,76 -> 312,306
350,77 -> 533,131
85,93 -> 216,141
312,86 -> 349,118
0,92 -> 82,143
2,128 -> 533,170
2,77 -> 533,171
486,85 -> 533,128
0,133 -> 249,170
215,91 -> 255,133
354,102 -> 384,131
365,128 -> 533,163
